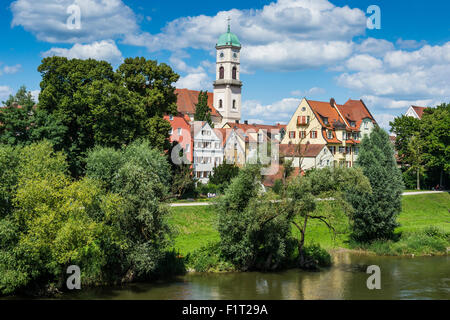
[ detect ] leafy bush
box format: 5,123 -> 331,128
217,166 -> 293,271
302,244 -> 332,269
196,182 -> 218,196
272,179 -> 283,195
186,242 -> 234,272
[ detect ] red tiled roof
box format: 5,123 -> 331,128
279,144 -> 326,157
337,99 -> 375,130
411,106 -> 426,119
175,88 -> 221,118
306,99 -> 346,129
322,129 -> 342,144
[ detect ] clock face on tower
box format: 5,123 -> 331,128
219,52 -> 224,59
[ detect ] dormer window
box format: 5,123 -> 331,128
350,121 -> 356,127
169,115 -> 173,121
327,130 -> 333,139
323,117 -> 329,125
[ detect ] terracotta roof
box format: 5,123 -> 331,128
175,89 -> 221,118
411,106 -> 427,119
322,129 -> 342,144
279,144 -> 326,158
306,99 -> 346,129
337,99 -> 375,130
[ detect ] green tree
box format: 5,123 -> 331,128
194,91 -> 213,127
217,166 -> 293,271
0,141 -> 125,295
389,115 -> 421,165
348,126 -> 404,242
285,167 -> 371,265
209,162 -> 239,192
405,134 -> 425,190
37,56 -> 179,176
420,103 -> 450,187
86,140 -> 173,280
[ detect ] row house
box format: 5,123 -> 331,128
164,113 -> 193,163
191,121 -> 224,184
281,98 -> 377,168
222,121 -> 286,166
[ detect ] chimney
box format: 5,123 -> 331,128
244,120 -> 248,125
235,120 -> 239,124
330,98 -> 336,106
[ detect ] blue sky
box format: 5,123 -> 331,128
1,0 -> 449,129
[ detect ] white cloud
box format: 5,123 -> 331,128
0,64 -> 22,75
31,90 -> 40,103
361,95 -> 438,110
242,40 -> 353,71
337,42 -> 450,100
11,0 -> 139,44
243,97 -> 301,124
373,113 -> 396,131
175,72 -> 211,91
124,0 -> 365,70
0,86 -> 13,103
291,86 -> 325,97
345,54 -> 382,72
356,38 -> 395,57
42,40 -> 123,63
396,38 -> 427,50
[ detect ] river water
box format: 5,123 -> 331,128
62,252 -> 449,300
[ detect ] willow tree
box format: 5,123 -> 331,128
285,167 -> 371,265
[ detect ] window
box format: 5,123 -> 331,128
342,132 -> 347,140
310,131 -> 317,139
339,146 -> 345,154
169,115 -> 173,120
219,99 -> 223,108
215,142 -> 220,149
328,146 -> 336,154
289,131 -> 296,139
327,130 -> 333,139
350,121 -> 356,127
300,131 -> 306,139
323,117 -> 329,125
219,66 -> 224,79
232,66 -> 237,80
169,128 -> 173,135
354,147 -> 359,155
307,116 -> 310,124
232,100 -> 236,109
185,144 -> 190,152
177,128 -> 182,136
364,121 -> 368,129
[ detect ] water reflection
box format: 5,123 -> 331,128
61,252 -> 449,300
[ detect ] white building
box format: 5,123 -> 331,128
191,121 -> 224,184
280,144 -> 334,170
405,105 -> 427,119
213,23 -> 242,127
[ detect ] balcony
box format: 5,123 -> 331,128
297,116 -> 309,126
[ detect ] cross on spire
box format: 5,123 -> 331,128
227,16 -> 231,32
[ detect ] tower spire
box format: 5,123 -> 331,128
227,16 -> 231,33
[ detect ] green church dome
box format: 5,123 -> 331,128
217,25 -> 241,47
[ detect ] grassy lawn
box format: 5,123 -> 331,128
397,193 -> 450,233
168,205 -> 219,255
168,193 -> 450,255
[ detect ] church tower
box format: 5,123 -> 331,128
214,20 -> 242,127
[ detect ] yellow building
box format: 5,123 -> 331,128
281,98 -> 376,167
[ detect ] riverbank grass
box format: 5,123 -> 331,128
168,193 -> 450,256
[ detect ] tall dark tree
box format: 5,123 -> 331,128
194,91 -> 213,127
37,56 -> 179,176
348,126 -> 404,242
